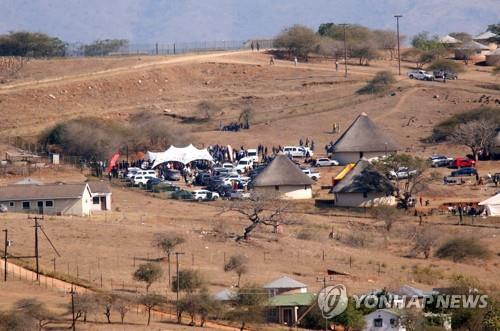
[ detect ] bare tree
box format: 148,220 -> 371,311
369,204 -> 401,233
71,293 -> 98,324
407,226 -> 440,259
220,191 -> 294,242
450,119 -> 497,160
196,101 -> 219,120
15,298 -> 55,331
152,233 -> 185,286
114,298 -> 129,324
224,255 -> 248,287
238,107 -> 253,129
138,294 -> 166,326
98,294 -> 116,324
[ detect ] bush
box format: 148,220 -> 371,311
358,71 -> 396,94
427,59 -> 465,73
426,107 -> 500,143
412,265 -> 442,285
340,232 -> 368,248
296,228 -> 319,241
0,31 -> 66,57
274,25 -> 318,59
436,237 -> 490,262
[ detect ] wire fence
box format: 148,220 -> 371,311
65,39 -> 274,57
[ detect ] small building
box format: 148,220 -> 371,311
267,292 -> 316,326
454,41 -> 491,62
263,275 -> 308,296
473,31 -> 499,51
486,48 -> 500,66
331,113 -> 399,165
332,159 -> 396,207
251,155 -> 314,200
363,309 -> 406,331
88,181 -> 112,211
0,183 -> 92,216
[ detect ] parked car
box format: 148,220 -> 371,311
429,155 -> 453,167
246,149 -> 259,163
450,167 -> 477,177
146,177 -> 164,190
171,189 -> 194,200
315,158 -> 340,167
235,157 -> 254,173
449,157 -> 475,169
283,146 -> 314,157
388,167 -> 418,179
192,190 -> 220,202
222,163 -> 235,170
433,70 -> 458,80
302,168 -> 320,181
230,190 -> 251,200
0,204 -> 7,213
131,175 -> 155,187
165,169 -> 182,181
407,70 -> 434,81
125,167 -> 142,180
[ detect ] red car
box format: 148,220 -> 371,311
449,157 -> 475,168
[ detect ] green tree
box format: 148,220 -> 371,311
80,39 -> 128,56
274,25 -> 318,60
486,23 -> 500,43
171,269 -> 204,294
0,31 -> 66,57
224,255 -> 248,287
133,263 -> 163,292
226,284 -> 267,331
411,32 -> 443,52
152,233 -> 185,286
302,298 -> 365,330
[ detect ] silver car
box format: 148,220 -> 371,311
315,158 -> 339,167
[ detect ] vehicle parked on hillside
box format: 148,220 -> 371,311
0,204 -> 7,213
165,169 -> 181,181
449,157 -> 475,169
230,190 -> 251,200
283,146 -> 314,157
222,163 -> 235,170
433,70 -> 458,80
315,158 -> 340,167
407,70 -> 434,81
388,167 -> 418,179
450,167 -> 477,177
146,177 -> 163,190
429,155 -> 453,167
246,149 -> 259,163
192,190 -> 220,202
125,167 -> 142,180
235,157 -> 254,173
302,168 -> 320,181
132,175 -> 155,187
171,189 -> 194,200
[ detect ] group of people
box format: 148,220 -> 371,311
250,41 -> 261,52
299,138 -> 315,151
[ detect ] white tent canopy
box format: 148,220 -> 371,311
146,144 -> 213,168
479,193 -> 500,216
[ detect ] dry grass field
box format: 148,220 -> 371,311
0,50 -> 499,329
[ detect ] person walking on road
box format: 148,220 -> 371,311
294,56 -> 298,66
269,55 -> 275,65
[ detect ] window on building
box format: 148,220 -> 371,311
37,201 -> 44,208
9,202 -> 15,207
22,201 -> 30,209
45,200 -> 54,208
363,192 -> 368,198
373,318 -> 383,327
275,185 -> 279,191
93,197 -> 100,205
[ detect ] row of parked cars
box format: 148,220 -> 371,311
429,155 -> 476,169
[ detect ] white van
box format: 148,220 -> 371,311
283,146 -> 313,157
235,157 -> 254,173
136,170 -> 157,178
246,149 -> 259,163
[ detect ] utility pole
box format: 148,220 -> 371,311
339,24 -> 349,78
394,15 -> 403,75
3,229 -> 7,282
175,251 -> 184,323
29,215 -> 43,281
317,275 -> 334,331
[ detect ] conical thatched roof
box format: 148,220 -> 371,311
332,113 -> 399,153
473,31 -> 498,41
456,40 -> 490,50
332,159 -> 395,194
252,154 -> 314,187
439,35 -> 461,44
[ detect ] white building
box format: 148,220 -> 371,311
331,113 -> 399,165
0,183 -> 93,216
332,159 -> 396,207
363,309 -> 406,331
263,275 -> 308,297
251,155 -> 314,200
88,181 -> 112,211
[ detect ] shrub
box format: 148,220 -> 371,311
436,237 -> 490,262
426,107 -> 500,143
274,25 -> 318,59
340,232 -> 368,248
296,228 -> 319,241
357,71 -> 395,94
412,265 -> 442,285
427,59 -> 465,73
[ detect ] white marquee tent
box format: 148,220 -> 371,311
146,144 -> 213,168
479,193 -> 500,216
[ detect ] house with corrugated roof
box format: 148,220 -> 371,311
251,154 -> 314,199
263,275 -> 308,296
0,183 -> 92,216
332,113 -> 399,165
88,181 -> 112,211
332,159 -> 396,207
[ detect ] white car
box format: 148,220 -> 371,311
283,146 -> 314,157
0,204 -> 7,213
302,168 -> 320,181
222,163 -> 235,170
315,158 -> 339,167
230,190 -> 251,200
235,157 -> 254,173
192,190 -> 220,201
388,167 -> 417,180
429,155 -> 453,168
132,175 -> 155,187
125,167 -> 142,180
407,70 -> 434,81
246,149 -> 259,163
